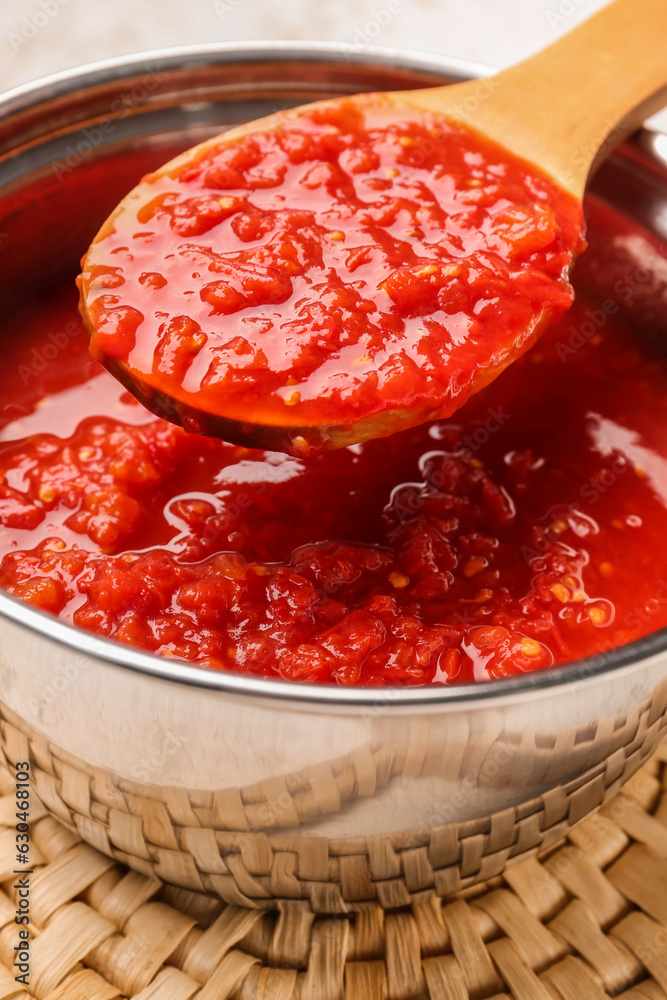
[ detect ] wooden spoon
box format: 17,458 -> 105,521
79,0 -> 667,455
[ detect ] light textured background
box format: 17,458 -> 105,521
1,0 -> 664,126
0,0 -> 617,88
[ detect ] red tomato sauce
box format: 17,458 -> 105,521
79,98 -> 584,452
1,281 -> 667,685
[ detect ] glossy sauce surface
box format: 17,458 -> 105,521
1,282 -> 667,684
80,98 -> 584,452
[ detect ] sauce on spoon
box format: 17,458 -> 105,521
79,98 -> 584,455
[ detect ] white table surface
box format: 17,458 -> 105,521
0,0 -> 622,89
2,0 -> 664,129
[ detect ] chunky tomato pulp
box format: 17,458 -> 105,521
80,98 -> 584,452
2,281 -> 667,684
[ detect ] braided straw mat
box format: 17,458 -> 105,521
4,746 -> 667,999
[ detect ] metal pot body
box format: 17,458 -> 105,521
1,44 -> 666,907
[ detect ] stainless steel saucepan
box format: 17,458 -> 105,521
1,44 -> 666,907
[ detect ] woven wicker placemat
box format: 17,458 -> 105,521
3,745 -> 667,999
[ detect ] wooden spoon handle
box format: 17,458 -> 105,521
407,0 -> 667,197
